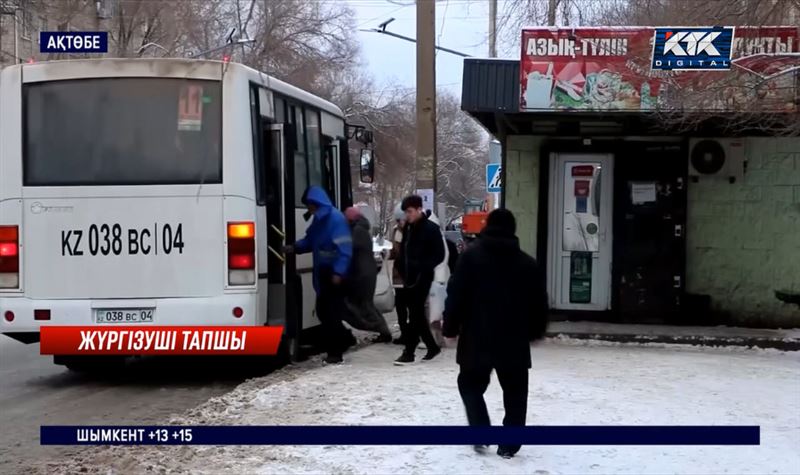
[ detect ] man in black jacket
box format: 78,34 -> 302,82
443,208 -> 549,459
394,195 -> 446,365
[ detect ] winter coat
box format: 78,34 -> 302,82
347,216 -> 378,302
294,186 -> 353,294
445,238 -> 459,275
442,225 -> 549,370
390,224 -> 404,287
396,214 -> 446,289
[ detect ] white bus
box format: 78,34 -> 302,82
0,58 -> 373,368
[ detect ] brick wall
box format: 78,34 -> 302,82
506,136 -> 545,256
686,137 -> 800,326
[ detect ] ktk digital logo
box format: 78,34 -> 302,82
651,27 -> 735,71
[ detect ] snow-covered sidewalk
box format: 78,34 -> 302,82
56,339 -> 800,475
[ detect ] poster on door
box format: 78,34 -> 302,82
178,84 -> 204,131
562,163 -> 600,253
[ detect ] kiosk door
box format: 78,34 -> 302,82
547,154 -> 614,311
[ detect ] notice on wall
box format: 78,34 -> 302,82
416,189 -> 434,213
631,182 -> 657,205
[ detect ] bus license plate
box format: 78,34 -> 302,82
95,309 -> 154,324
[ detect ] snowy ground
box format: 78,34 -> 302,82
50,338 -> 800,475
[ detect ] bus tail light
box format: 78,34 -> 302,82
0,226 -> 19,289
227,222 -> 255,285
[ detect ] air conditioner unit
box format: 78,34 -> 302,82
688,138 -> 746,184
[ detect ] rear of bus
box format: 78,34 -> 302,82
0,59 -> 262,349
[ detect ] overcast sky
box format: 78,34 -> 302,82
348,0 -> 516,99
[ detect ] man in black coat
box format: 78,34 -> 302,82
445,237 -> 459,275
443,208 -> 549,459
394,195 -> 446,365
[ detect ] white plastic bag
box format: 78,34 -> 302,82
374,261 -> 395,314
428,281 -> 446,325
427,219 -> 450,347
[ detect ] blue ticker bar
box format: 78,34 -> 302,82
41,425 -> 761,446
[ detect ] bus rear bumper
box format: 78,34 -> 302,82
0,294 -> 261,335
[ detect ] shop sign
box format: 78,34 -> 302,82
520,26 -> 799,113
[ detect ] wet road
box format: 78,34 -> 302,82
0,336 -> 276,473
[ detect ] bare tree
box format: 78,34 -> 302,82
597,0 -> 800,136
343,84 -> 417,234
602,0 -> 795,27
498,0 -> 605,54
435,92 -> 489,221
344,84 -> 489,234
240,0 -> 358,92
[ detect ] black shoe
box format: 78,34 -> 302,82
473,445 -> 489,454
497,447 -> 516,459
324,354 -> 344,365
422,346 -> 441,361
373,334 -> 392,343
393,352 -> 415,366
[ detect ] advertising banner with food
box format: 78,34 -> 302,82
519,26 -> 799,112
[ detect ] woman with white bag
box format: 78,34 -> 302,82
426,211 -> 451,348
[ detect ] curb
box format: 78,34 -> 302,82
546,332 -> 800,352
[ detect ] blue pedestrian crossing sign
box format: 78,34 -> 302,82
486,164 -> 502,193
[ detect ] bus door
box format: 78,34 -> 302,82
263,123 -> 288,324
264,119 -> 306,361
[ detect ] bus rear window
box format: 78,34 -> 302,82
23,78 -> 222,186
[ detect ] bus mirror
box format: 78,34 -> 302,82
360,149 -> 375,184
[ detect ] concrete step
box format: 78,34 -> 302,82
545,321 -> 800,351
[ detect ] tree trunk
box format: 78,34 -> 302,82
547,0 -> 558,25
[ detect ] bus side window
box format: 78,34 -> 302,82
250,86 -> 266,205
340,138 -> 353,208
306,109 -> 323,192
323,140 -> 337,207
290,105 -> 308,207
274,97 -> 285,123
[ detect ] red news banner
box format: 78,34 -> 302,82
40,326 -> 283,355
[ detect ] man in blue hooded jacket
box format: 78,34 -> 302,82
284,186 -> 354,364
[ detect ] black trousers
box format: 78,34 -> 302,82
395,287 -> 411,341
404,280 -> 439,355
457,366 -> 529,454
315,268 -> 351,357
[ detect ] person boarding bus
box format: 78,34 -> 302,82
284,186 -> 353,364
